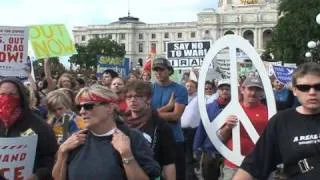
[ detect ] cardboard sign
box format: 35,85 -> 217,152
213,49 -> 252,78
0,135 -> 38,180
198,35 -> 276,166
96,56 -> 130,78
29,24 -> 77,59
166,40 -> 211,69
273,65 -> 296,85
0,26 -> 29,79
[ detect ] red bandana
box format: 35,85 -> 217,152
0,95 -> 22,128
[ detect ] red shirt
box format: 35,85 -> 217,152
224,103 -> 268,168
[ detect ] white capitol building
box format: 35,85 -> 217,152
72,0 -> 279,66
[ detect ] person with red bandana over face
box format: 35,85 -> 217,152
0,77 -> 58,180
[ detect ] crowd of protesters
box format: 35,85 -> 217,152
0,56 -> 320,180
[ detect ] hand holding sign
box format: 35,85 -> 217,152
225,115 -> 238,130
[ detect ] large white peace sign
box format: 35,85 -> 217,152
198,35 -> 277,166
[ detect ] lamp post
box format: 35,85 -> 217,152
316,13 -> 320,25
305,13 -> 320,63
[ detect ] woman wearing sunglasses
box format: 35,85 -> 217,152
233,62 -> 320,179
52,84 -> 160,180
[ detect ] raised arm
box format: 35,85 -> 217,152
44,58 -> 54,91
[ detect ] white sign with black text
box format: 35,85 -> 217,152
166,40 -> 211,69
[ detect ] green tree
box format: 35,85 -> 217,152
33,57 -> 66,79
267,0 -> 320,64
69,38 -> 126,71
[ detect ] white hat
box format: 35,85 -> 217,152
217,79 -> 230,87
23,81 -> 30,87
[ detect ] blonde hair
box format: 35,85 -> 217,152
46,89 -> 72,113
58,73 -> 75,89
75,84 -> 118,104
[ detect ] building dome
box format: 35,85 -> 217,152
110,15 -> 145,25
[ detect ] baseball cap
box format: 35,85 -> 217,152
152,57 -> 173,71
242,76 -> 263,89
217,79 -> 230,88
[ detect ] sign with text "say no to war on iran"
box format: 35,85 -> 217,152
29,24 -> 77,59
166,40 -> 211,69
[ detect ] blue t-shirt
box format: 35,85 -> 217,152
151,82 -> 188,142
274,88 -> 289,102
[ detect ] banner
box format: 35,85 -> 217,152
0,26 -> 29,79
273,65 -> 296,85
0,135 -> 38,180
262,61 -> 282,76
29,24 -> 77,59
166,40 -> 211,69
96,56 -> 130,78
214,49 -> 252,79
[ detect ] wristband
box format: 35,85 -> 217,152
122,156 -> 135,165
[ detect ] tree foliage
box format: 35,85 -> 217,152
69,38 -> 126,70
266,0 -> 320,64
33,57 -> 66,79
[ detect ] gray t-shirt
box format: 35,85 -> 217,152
67,124 -> 160,180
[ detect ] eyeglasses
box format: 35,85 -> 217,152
76,102 -> 106,111
125,94 -> 144,100
295,83 -> 320,92
205,88 -> 213,90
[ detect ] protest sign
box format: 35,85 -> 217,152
283,63 -> 297,68
0,135 -> 38,180
0,26 -> 29,79
213,49 -> 252,78
96,56 -> 130,77
273,65 -> 296,85
29,24 -> 77,59
198,35 -> 276,165
166,40 -> 211,69
263,61 -> 282,76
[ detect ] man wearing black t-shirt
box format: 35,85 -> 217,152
233,62 -> 320,180
123,80 -> 176,180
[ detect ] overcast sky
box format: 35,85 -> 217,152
0,0 -> 218,66
1,0 -> 218,27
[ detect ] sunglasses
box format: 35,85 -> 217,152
76,102 -> 106,111
295,83 -> 320,92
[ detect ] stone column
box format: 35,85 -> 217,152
254,28 -> 259,48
